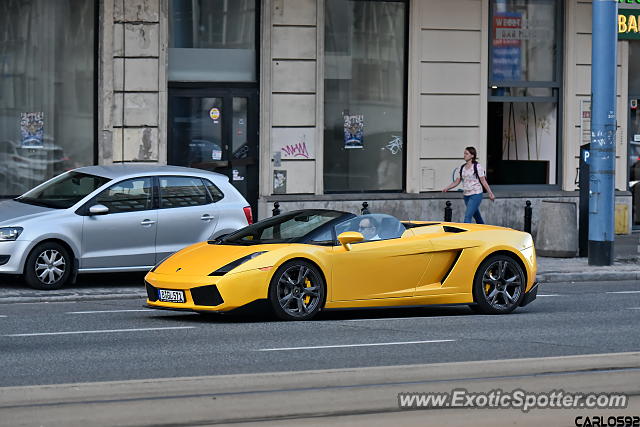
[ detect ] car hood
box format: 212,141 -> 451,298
154,242 -> 283,276
0,199 -> 56,226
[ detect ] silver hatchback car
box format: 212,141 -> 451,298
0,165 -> 252,290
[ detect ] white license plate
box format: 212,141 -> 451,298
158,289 -> 185,303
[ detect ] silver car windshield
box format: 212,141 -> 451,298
219,211 -> 345,245
16,171 -> 111,209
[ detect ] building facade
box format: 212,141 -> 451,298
1,0 -> 637,236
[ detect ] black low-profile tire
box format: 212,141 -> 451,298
471,254 -> 526,315
268,260 -> 326,321
24,242 -> 73,290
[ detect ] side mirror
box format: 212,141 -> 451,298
337,231 -> 364,250
89,204 -> 109,216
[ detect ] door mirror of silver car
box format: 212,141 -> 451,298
89,204 -> 109,216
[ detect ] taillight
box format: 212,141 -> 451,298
243,206 -> 253,224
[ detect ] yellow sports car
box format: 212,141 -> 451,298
145,209 -> 538,320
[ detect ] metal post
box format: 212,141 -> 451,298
272,202 -> 280,216
524,200 -> 532,234
444,201 -> 452,222
361,202 -> 370,215
589,0 -> 617,266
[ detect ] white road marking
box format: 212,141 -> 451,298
66,309 -> 150,314
257,339 -> 455,351
5,326 -> 195,337
0,315 -> 6,318
628,307 -> 640,310
537,294 -> 562,297
606,291 -> 640,294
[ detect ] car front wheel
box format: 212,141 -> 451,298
24,242 -> 72,290
471,254 -> 526,314
269,260 -> 326,321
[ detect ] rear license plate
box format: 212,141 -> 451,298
158,289 -> 185,303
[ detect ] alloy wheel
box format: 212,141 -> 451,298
34,249 -> 66,285
275,263 -> 322,319
481,259 -> 523,311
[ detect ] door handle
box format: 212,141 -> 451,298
141,219 -> 156,226
201,214 -> 213,221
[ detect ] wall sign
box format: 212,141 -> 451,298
619,9 -> 640,39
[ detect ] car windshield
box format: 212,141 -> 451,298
15,171 -> 111,209
219,211 -> 346,245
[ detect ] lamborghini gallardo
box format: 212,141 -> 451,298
145,209 -> 538,320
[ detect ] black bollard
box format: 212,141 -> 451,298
524,200 -> 532,234
272,201 -> 281,216
361,202 -> 370,215
444,201 -> 452,222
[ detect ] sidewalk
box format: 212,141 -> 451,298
0,256 -> 638,304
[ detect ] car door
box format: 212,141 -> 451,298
81,177 -> 157,269
329,216 -> 433,301
155,175 -> 220,262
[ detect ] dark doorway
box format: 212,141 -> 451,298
168,86 -> 259,215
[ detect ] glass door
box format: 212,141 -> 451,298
628,97 -> 640,229
168,87 -> 259,214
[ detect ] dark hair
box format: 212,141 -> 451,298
465,146 -> 478,163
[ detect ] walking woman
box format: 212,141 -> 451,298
442,146 -> 495,224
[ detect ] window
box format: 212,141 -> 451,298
203,179 -> 224,203
169,0 -> 256,82
0,1 -> 95,197
17,171 -> 109,210
96,178 -> 154,214
323,0 -> 407,192
159,176 -> 209,208
487,0 -> 562,185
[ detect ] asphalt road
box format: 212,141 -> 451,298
0,280 -> 638,388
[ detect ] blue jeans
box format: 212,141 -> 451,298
463,193 -> 484,224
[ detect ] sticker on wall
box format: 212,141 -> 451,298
232,169 -> 245,181
343,114 -> 364,149
209,107 -> 221,121
273,170 -> 287,194
20,112 -> 44,147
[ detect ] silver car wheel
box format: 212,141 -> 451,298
481,259 -> 523,310
34,249 -> 66,285
276,264 -> 322,318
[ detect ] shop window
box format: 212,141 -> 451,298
323,0 -> 407,193
487,0 -> 562,185
0,0 -> 95,197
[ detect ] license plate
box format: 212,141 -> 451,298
158,289 -> 185,303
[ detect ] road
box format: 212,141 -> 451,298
0,280 -> 638,387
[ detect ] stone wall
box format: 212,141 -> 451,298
99,0 -> 167,164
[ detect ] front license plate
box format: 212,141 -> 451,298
158,289 -> 185,303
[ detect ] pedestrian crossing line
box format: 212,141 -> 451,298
66,309 -> 150,314
606,291 -> 640,294
5,326 -> 196,337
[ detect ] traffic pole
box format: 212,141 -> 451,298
589,0 -> 618,265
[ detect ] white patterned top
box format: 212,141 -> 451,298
461,162 -> 486,196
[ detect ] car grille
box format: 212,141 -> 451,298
191,285 -> 224,307
145,281 -> 158,301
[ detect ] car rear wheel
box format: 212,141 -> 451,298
471,254 -> 525,314
269,260 -> 325,321
24,242 -> 72,290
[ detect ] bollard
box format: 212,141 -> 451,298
361,202 -> 370,215
444,201 -> 452,222
272,201 -> 281,216
524,200 -> 532,234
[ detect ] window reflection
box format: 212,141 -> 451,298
324,0 -> 406,192
0,0 -> 95,197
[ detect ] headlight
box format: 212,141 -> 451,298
0,227 -> 23,241
209,251 -> 267,276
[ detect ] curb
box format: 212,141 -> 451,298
538,271 -> 640,283
0,293 -> 147,305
